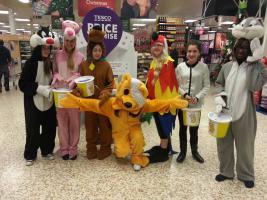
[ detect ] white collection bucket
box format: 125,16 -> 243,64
52,88 -> 72,108
74,76 -> 94,97
182,108 -> 201,127
208,112 -> 232,138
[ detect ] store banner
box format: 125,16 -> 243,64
32,0 -> 74,29
78,0 -> 116,17
82,7 -> 123,56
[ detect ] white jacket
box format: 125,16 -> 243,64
175,61 -> 210,108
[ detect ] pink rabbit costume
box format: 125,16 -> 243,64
52,19 -> 84,160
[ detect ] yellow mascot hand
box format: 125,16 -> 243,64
169,97 -> 189,110
59,93 -> 80,109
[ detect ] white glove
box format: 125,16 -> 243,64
247,37 -> 263,62
214,96 -> 226,114
37,85 -> 52,99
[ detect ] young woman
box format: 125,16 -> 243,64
74,26 -> 114,160
146,32 -> 179,163
175,40 -> 210,163
19,28 -> 57,166
52,20 -> 84,160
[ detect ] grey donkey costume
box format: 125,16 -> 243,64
215,17 -> 267,184
216,61 -> 267,181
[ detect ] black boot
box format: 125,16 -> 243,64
192,151 -> 204,163
148,147 -> 169,163
145,145 -> 161,155
176,143 -> 187,163
176,151 -> 186,163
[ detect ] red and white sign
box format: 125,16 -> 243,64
78,0 -> 116,17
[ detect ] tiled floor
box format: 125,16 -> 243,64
0,88 -> 266,200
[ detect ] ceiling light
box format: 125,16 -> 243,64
15,18 -> 30,22
132,24 -> 146,27
208,30 -> 216,33
0,30 -> 8,32
16,28 -> 25,31
0,10 -> 8,14
184,19 -> 197,23
221,21 -> 234,25
18,0 -> 30,3
0,23 -> 5,25
204,26 -> 210,29
3,25 -> 10,28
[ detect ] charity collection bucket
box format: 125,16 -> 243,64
208,112 -> 232,138
182,108 -> 201,127
52,88 -> 72,108
74,76 -> 94,97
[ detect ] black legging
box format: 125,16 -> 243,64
177,109 -> 199,152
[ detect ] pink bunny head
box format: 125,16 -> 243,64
61,19 -> 82,40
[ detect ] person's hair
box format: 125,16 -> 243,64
186,40 -> 202,54
0,39 -> 4,46
31,45 -> 52,75
232,38 -> 252,60
87,42 -> 105,61
43,57 -> 52,75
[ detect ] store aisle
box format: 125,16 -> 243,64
0,89 -> 266,200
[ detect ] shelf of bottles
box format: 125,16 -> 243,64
19,41 -> 31,70
157,16 -> 186,58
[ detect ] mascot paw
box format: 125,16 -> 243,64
170,97 -> 189,110
99,90 -> 111,106
133,164 -> 141,171
59,93 -> 80,108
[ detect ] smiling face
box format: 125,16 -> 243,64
92,44 -> 103,60
151,42 -> 164,58
186,44 -> 200,64
234,38 -> 251,63
64,37 -> 76,53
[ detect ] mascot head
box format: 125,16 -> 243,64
115,73 -> 148,113
232,17 -> 264,40
30,26 -> 60,48
61,19 -> 82,40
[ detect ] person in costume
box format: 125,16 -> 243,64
175,40 -> 210,163
74,25 -> 114,160
146,32 -> 180,163
60,73 -> 188,171
19,26 -> 58,166
52,19 -> 84,160
214,17 -> 267,188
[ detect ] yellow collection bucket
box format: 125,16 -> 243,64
208,112 -> 232,138
182,108 -> 201,127
74,76 -> 94,97
52,88 -> 72,108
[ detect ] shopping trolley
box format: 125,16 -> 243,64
9,61 -> 20,90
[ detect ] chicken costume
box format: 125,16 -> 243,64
145,33 -> 180,162
60,73 -> 188,170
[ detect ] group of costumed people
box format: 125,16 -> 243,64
19,17 -> 267,188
